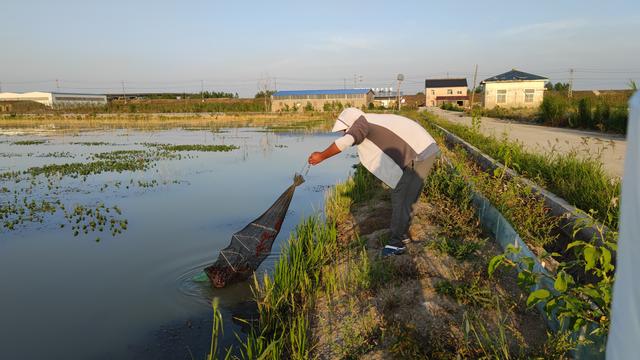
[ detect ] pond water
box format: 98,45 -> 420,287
0,127 -> 357,359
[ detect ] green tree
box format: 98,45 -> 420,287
304,102 -> 314,112
577,98 -> 592,128
255,90 -> 276,99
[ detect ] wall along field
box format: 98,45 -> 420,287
0,122 -> 356,360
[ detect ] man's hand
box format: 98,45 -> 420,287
308,143 -> 342,166
308,152 -> 324,165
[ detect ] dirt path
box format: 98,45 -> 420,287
426,107 -> 627,178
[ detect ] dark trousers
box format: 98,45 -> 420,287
389,155 -> 436,246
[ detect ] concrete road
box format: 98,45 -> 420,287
426,107 -> 627,178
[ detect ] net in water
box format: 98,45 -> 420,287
205,174 -> 305,287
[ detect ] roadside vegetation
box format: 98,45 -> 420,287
538,91 -> 629,133
417,111 -> 617,353
463,89 -> 632,134
440,102 -> 464,112
414,110 -> 621,229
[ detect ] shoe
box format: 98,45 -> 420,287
382,245 -> 406,257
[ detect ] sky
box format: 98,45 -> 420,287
1,0 -> 639,97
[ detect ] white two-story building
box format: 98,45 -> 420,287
481,70 -> 547,109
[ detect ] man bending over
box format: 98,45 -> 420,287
308,107 -> 440,256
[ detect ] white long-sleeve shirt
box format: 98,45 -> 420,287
332,110 -> 439,188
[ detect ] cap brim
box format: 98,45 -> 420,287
331,123 -> 348,132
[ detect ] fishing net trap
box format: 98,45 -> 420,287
204,173 -> 305,288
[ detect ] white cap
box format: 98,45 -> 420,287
331,108 -> 365,132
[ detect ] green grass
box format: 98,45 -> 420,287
244,217 -> 337,359
425,150 -> 559,249
325,165 -> 380,223
415,111 -> 620,229
207,167 -> 379,359
207,217 -> 335,359
435,279 -> 493,307
351,247 -> 395,291
431,237 -> 482,261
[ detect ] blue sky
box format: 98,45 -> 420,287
1,0 -> 638,97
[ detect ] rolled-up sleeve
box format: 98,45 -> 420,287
334,134 -> 355,151
346,116 -> 369,145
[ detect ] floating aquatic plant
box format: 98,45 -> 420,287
158,144 -> 238,152
12,140 -> 48,145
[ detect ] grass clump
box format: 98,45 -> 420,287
237,217 -> 338,359
435,279 -> 493,307
440,102 -> 464,112
431,236 -> 482,261
351,248 -> 396,291
325,164 -> 379,224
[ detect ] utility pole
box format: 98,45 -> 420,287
397,74 -> 404,111
121,81 -> 127,104
470,64 -> 478,108
568,68 -> 574,99
274,77 -> 277,91
201,80 -> 204,103
352,74 -> 363,88
258,75 -> 271,112
343,78 -> 346,90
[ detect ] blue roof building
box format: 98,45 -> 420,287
272,89 -> 373,97
270,88 -> 374,112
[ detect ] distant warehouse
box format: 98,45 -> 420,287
0,92 -> 107,108
271,89 -> 374,112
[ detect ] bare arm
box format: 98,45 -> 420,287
308,142 -> 341,165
